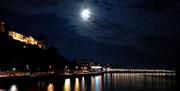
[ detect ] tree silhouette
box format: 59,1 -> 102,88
37,34 -> 47,49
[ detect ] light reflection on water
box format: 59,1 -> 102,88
47,83 -> 54,91
91,76 -> 95,91
0,89 -> 6,91
81,77 -> 85,91
104,73 -> 176,91
9,84 -> 18,91
0,73 -> 176,91
63,78 -> 71,91
74,78 -> 80,91
95,76 -> 102,91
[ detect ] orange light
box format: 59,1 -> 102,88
47,83 -> 54,91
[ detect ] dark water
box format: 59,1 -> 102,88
0,73 -> 177,91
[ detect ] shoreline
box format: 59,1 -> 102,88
0,71 -> 176,80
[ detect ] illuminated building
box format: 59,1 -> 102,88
91,66 -> 102,72
75,59 -> 95,72
0,20 -> 46,49
8,31 -> 45,48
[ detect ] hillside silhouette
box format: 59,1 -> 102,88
0,28 -> 70,72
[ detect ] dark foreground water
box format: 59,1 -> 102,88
0,73 -> 177,91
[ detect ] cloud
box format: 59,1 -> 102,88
1,0 -> 180,48
133,0 -> 179,12
0,0 -> 65,14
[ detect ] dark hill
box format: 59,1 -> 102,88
0,32 -> 70,71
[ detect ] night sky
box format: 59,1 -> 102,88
0,0 -> 180,68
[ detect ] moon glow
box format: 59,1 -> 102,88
81,9 -> 91,21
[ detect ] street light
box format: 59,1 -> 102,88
26,65 -> 29,70
12,67 -> 16,71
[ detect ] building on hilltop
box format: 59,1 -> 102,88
0,20 -> 46,49
0,21 -> 5,32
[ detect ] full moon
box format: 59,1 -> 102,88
81,9 -> 91,21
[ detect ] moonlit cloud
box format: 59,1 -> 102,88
0,0 -> 90,15
1,0 -> 179,47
